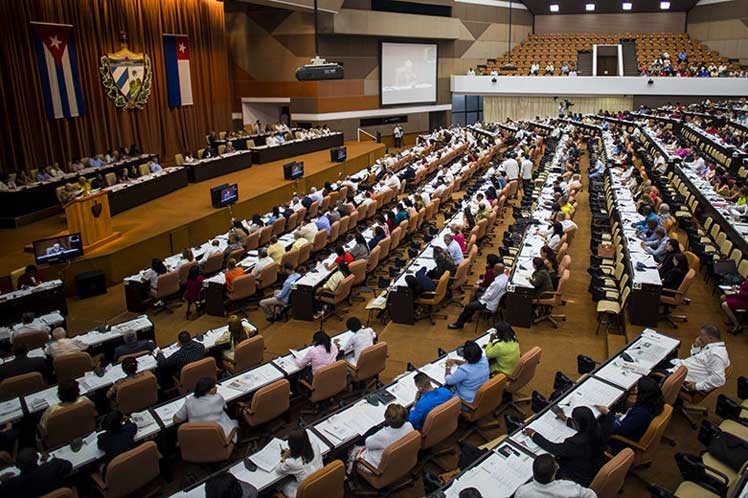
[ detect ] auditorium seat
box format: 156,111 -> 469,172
177,422 -> 236,463
0,372 -> 46,400
91,441 -> 162,498
222,335 -> 264,373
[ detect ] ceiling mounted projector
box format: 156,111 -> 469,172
296,56 -> 344,81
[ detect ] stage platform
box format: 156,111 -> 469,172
0,140 -> 385,291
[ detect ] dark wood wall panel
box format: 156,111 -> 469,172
535,12 -> 686,33
688,0 -> 748,23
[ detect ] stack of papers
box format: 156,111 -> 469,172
250,437 -> 285,472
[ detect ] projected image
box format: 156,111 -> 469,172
381,42 -> 437,106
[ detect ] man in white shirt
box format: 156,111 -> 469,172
309,187 -> 324,204
515,454 -> 597,498
670,325 -> 730,392
444,234 -> 464,264
337,317 -> 375,365
45,327 -> 87,358
448,264 -> 508,329
297,219 -> 319,242
441,166 -> 454,184
520,155 -> 534,197
555,212 -> 578,234
252,248 -> 275,277
385,171 -> 401,191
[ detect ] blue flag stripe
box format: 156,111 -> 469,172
33,34 -> 56,120
163,35 -> 182,107
66,33 -> 85,116
54,61 -> 71,118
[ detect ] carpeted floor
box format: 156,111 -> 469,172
59,145 -> 743,497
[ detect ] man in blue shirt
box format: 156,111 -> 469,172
642,228 -> 669,262
259,265 -> 303,321
588,154 -> 605,179
632,205 -> 659,232
408,372 -> 453,430
149,160 -> 163,173
88,155 -> 103,168
444,340 -> 490,404
315,213 -> 331,235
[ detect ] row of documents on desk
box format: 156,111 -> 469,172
509,135 -> 567,290
0,279 -> 63,303
679,162 -> 748,240
442,328 -> 679,497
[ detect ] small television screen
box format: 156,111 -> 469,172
33,233 -> 83,265
211,183 -> 238,208
330,146 -> 347,162
283,161 -> 304,180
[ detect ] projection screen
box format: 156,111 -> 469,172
380,41 -> 438,106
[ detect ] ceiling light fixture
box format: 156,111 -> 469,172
622,2 -> 632,10
660,1 -> 670,9
585,3 -> 596,11
549,4 -> 559,12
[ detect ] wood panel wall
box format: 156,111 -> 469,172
535,12 -> 686,34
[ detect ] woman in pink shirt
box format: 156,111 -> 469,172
294,332 -> 339,381
450,224 -> 466,252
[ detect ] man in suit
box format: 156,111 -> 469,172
0,343 -> 49,381
0,447 -> 72,497
156,331 -> 206,382
113,330 -> 156,363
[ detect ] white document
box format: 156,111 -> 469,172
250,437 -> 285,473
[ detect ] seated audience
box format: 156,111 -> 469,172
0,342 -> 49,381
97,410 -> 137,473
39,380 -> 95,438
11,312 -> 50,344
523,406 -> 607,487
669,324 -> 729,392
722,275 -> 748,334
294,331 -> 339,382
484,321 -> 521,376
408,372 -> 454,430
515,453 -> 597,498
174,376 -> 238,441
277,429 -> 323,498
156,330 -> 207,378
597,376 -> 664,453
0,447 -> 72,497
224,258 -> 246,291
183,265 -> 205,320
444,340 -> 490,403
17,265 -> 47,288
113,330 -> 156,363
45,327 -> 87,358
267,236 -> 286,264
205,472 -> 258,498
350,404 -> 414,470
336,317 -> 375,365
448,263 -> 508,329
259,265 -> 303,321
106,357 -> 144,403
221,315 -> 256,363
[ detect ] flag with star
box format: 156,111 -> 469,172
163,34 -> 193,107
31,22 -> 85,119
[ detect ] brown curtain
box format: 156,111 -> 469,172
0,0 -> 231,175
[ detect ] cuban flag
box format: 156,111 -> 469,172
164,34 -> 193,107
31,22 -> 85,119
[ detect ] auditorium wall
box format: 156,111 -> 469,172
687,0 -> 748,66
0,0 -> 231,175
484,95 -> 633,122
534,12 -> 686,34
225,0 -> 532,136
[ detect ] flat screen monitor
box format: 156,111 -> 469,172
380,41 -> 438,106
211,183 -> 238,208
283,161 -> 304,180
330,146 -> 347,162
33,233 -> 83,265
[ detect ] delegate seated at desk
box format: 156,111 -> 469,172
294,331 -> 338,381
259,265 -> 303,322
107,357 -> 145,403
39,380 -> 96,439
17,264 -> 47,289
45,327 -> 87,358
408,372 -> 453,430
0,343 -> 49,381
224,259 -> 246,291
335,317 -> 374,366
11,312 -> 51,344
113,329 -> 156,363
97,410 -> 137,473
0,448 -> 72,498
405,267 -> 436,298
522,406 -> 608,487
448,263 -> 508,330
277,429 -> 324,498
443,340 -> 490,404
668,324 -> 730,392
350,404 -> 415,471
514,453 -> 597,498
173,377 -> 238,442
156,331 -> 207,379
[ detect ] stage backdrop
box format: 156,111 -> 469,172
0,0 -> 230,175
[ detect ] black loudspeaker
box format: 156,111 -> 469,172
75,271 -> 107,299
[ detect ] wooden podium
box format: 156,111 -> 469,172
64,191 -> 121,250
